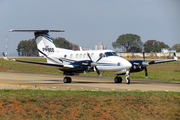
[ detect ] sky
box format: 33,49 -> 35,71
0,0 -> 180,56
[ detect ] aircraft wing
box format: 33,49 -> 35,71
149,53 -> 178,65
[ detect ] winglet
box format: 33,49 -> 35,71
2,52 -> 9,60
174,53 -> 178,61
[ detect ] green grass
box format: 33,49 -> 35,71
0,89 -> 179,119
0,58 -> 180,81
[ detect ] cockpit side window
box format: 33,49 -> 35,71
105,52 -> 113,57
112,52 -> 118,56
105,52 -> 118,57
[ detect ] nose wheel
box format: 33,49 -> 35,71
63,77 -> 72,83
125,77 -> 130,84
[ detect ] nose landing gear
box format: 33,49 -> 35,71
125,77 -> 130,84
125,70 -> 130,84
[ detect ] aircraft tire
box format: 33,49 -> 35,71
126,78 -> 130,84
63,77 -> 68,83
118,77 -> 122,83
67,77 -> 72,83
114,77 -> 119,83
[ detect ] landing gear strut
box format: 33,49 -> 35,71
63,77 -> 72,83
125,70 -> 130,84
114,76 -> 122,83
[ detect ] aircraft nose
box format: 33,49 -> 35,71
127,61 -> 132,69
124,61 -> 132,69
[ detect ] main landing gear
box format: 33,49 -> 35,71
114,70 -> 130,84
114,76 -> 122,83
63,77 -> 72,83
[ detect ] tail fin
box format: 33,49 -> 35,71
9,30 -> 64,56
35,30 -> 56,56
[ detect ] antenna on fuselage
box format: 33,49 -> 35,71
79,47 -> 83,51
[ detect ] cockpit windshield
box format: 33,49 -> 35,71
104,52 -> 118,57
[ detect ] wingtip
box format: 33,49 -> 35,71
2,52 -> 5,57
8,29 -> 13,32
2,52 -> 9,61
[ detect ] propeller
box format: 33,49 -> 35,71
87,53 -> 103,76
143,52 -> 148,78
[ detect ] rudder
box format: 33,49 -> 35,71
35,30 -> 56,56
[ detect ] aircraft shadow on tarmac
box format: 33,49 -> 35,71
43,80 -> 61,82
41,80 -> 111,84
40,80 -> 150,84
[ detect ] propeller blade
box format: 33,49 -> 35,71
95,66 -> 101,76
87,53 -> 92,61
96,55 -> 103,63
87,52 -> 101,76
143,52 -> 145,61
145,67 -> 148,78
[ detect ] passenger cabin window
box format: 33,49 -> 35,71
70,54 -> 73,58
79,54 -> 82,58
76,54 -> 78,58
104,52 -> 118,57
91,53 -> 94,58
83,53 -> 86,58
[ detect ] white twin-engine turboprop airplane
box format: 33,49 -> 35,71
4,29 -> 178,84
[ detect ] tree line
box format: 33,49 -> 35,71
17,33 -> 180,56
17,37 -> 79,56
112,33 -> 180,53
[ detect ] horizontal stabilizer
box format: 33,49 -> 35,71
15,60 -> 73,68
8,30 -> 65,33
2,51 -> 74,69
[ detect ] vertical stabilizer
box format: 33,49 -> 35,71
35,30 -> 56,56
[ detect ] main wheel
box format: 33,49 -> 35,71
63,77 -> 68,83
67,77 -> 72,83
114,77 -> 119,83
118,77 -> 122,83
126,78 -> 130,84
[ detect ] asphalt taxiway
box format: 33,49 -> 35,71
0,71 -> 179,92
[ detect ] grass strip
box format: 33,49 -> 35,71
0,89 -> 179,119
